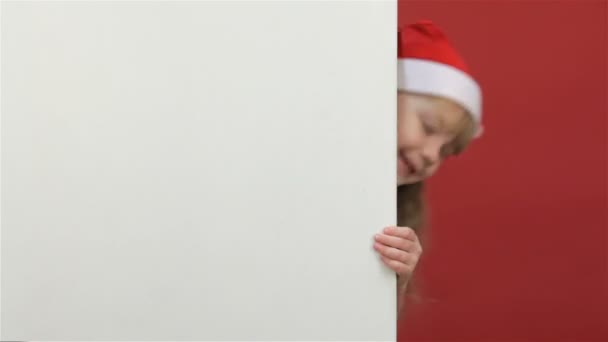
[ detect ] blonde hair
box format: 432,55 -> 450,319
397,105 -> 477,303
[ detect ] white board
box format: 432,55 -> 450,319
0,1 -> 397,340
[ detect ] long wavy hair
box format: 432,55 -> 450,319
397,101 -> 478,303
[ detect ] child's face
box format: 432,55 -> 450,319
397,92 -> 471,185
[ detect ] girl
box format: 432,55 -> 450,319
372,20 -> 483,315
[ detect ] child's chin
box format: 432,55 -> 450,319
397,172 -> 413,186
397,176 -> 419,186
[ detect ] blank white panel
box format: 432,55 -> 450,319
1,1 -> 396,340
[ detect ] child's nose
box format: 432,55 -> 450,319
421,141 -> 442,167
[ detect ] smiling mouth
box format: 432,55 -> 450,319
398,153 -> 416,175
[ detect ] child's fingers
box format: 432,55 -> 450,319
380,256 -> 410,275
373,242 -> 412,264
374,233 -> 415,252
383,226 -> 418,242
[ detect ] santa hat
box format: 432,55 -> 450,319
398,20 -> 483,135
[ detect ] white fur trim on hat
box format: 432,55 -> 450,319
398,58 -> 482,124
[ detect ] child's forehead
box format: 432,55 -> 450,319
413,94 -> 464,115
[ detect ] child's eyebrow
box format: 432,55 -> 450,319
438,115 -> 447,131
421,108 -> 444,129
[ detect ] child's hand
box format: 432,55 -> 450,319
373,226 -> 422,285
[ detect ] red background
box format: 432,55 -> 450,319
399,1 -> 607,341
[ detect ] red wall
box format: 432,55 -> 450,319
399,1 -> 607,341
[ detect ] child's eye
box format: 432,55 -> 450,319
419,111 -> 440,135
422,121 -> 437,135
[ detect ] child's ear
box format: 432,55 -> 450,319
474,125 -> 484,139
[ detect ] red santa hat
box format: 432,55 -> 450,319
398,20 -> 483,136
